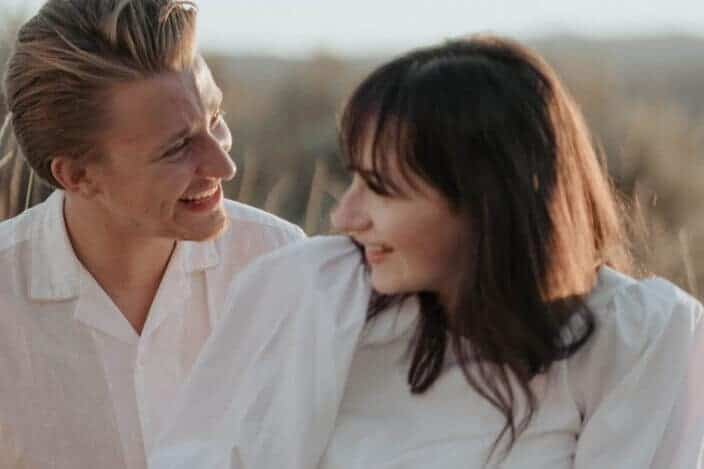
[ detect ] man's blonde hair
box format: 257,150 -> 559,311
2,0 -> 199,187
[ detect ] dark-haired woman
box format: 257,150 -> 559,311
152,36 -> 704,469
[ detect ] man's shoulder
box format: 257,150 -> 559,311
221,198 -> 305,241
0,203 -> 45,300
0,202 -> 43,257
189,201 -> 305,312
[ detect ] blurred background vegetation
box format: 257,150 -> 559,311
1,7 -> 704,297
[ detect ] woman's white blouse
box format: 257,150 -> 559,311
151,236 -> 704,469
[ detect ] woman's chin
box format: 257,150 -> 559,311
370,275 -> 414,296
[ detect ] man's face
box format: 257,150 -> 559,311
85,57 -> 236,242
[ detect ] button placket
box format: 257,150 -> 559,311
134,340 -> 150,441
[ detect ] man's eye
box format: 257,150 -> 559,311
163,138 -> 189,158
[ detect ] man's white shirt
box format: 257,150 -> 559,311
0,190 -> 304,469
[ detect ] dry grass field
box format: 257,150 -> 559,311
2,7 -> 703,298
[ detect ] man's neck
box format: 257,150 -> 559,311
63,195 -> 176,334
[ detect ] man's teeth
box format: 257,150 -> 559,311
182,187 -> 218,202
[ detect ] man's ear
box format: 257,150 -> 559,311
50,157 -> 99,198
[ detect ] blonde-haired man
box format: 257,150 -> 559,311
0,1 -> 303,467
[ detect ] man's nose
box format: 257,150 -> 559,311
196,130 -> 236,181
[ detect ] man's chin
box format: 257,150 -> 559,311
180,216 -> 229,242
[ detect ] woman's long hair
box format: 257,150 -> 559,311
339,35 -> 631,458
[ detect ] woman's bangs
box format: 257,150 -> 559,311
369,115 -> 420,197
341,76 -> 418,197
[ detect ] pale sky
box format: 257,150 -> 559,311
2,0 -> 703,57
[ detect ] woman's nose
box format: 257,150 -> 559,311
330,187 -> 371,234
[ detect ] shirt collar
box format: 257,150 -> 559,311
180,238 -> 220,274
29,190 -> 221,302
30,190 -> 81,301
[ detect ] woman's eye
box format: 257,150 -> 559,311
359,174 -> 391,197
364,178 -> 386,195
350,170 -> 392,197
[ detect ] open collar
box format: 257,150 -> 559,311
29,190 -> 221,303
179,238 -> 220,274
29,190 -> 81,301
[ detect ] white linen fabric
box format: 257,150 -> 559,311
0,189 -> 304,469
150,236 -> 371,469
151,236 -> 704,469
320,267 -> 704,468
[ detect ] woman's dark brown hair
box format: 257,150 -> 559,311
339,35 -> 631,458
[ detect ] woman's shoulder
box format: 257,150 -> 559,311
222,235 -> 369,314
242,235 -> 362,276
584,266 -> 702,343
565,266 -> 703,412
560,267 -> 704,464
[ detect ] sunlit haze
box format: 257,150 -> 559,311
2,0 -> 703,56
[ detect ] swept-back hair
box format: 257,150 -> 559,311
1,0 -> 198,202
339,35 -> 631,458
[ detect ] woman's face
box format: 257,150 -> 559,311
331,145 -> 466,305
